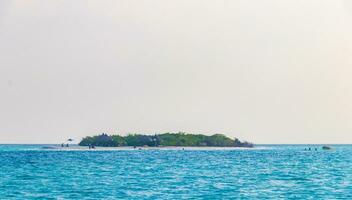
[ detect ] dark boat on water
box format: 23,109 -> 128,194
322,146 -> 332,150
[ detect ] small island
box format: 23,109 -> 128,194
79,132 -> 254,148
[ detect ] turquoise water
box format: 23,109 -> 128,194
0,145 -> 351,199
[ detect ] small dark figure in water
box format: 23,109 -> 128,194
322,146 -> 332,150
134,146 -> 136,149
66,143 -> 69,147
61,143 -> 64,147
182,148 -> 185,150
304,148 -> 307,151
309,148 -> 311,151
315,148 -> 317,151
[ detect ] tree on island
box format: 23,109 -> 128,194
79,132 -> 254,148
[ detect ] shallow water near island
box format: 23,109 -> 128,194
0,144 -> 351,199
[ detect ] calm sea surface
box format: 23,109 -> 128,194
0,144 -> 351,199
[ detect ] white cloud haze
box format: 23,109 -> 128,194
1,0 -> 352,144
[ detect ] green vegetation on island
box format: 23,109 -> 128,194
79,132 -> 254,148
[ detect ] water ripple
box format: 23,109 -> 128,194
0,145 -> 351,199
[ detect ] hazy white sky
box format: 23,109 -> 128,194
1,0 -> 352,144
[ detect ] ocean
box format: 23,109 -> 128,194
0,144 -> 351,199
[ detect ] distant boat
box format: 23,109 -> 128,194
322,146 -> 332,150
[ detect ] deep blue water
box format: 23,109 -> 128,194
0,145 -> 351,199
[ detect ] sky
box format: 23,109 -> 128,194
0,0 -> 352,144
